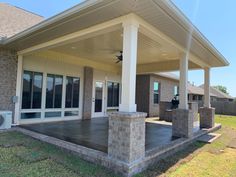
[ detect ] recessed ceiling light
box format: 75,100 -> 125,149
161,53 -> 168,56
71,46 -> 77,50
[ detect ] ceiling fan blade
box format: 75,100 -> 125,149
116,60 -> 121,64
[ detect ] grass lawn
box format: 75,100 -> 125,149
0,115 -> 236,177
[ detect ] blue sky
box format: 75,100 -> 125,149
172,0 -> 236,97
3,0 -> 236,97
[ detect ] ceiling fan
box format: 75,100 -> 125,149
115,51 -> 123,63
97,48 -> 123,63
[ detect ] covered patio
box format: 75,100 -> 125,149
20,117 -> 192,153
5,0 -> 228,176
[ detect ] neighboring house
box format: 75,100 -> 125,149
200,84 -> 234,102
0,1 -> 229,176
136,73 -> 234,117
188,83 -> 204,102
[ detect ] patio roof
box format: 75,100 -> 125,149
2,0 -> 229,69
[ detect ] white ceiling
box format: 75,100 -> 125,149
52,29 -> 181,66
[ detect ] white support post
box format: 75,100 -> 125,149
179,56 -> 188,110
119,17 -> 139,112
14,55 -> 23,125
204,67 -> 211,108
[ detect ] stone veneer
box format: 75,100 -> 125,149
0,48 -> 17,118
108,112 -> 147,164
159,102 -> 198,123
199,107 -> 215,128
82,67 -> 93,119
188,102 -> 198,122
159,101 -> 173,122
172,109 -> 194,138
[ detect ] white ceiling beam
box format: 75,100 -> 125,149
137,60 -> 200,74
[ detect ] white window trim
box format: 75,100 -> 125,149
19,70 -> 82,123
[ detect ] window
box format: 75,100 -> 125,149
45,112 -> 61,118
107,82 -> 120,107
65,77 -> 80,108
64,111 -> 79,117
46,74 -> 63,108
22,71 -> 43,109
174,86 -> 179,96
193,95 -> 197,101
153,82 -> 160,104
21,112 -> 41,119
199,95 -> 203,101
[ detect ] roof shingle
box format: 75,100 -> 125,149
0,3 -> 44,39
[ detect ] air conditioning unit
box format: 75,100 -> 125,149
0,111 -> 12,130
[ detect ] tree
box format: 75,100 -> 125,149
213,85 -> 229,94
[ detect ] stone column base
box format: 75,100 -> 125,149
108,112 -> 147,164
199,107 -> 215,128
172,109 -> 194,138
188,102 -> 199,122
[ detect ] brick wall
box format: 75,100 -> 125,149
136,74 -> 178,117
149,74 -> 178,117
0,48 -> 17,114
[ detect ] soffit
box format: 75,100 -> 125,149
4,0 -> 228,67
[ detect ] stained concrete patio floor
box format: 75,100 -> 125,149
20,118 -> 199,153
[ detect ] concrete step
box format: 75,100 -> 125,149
197,133 -> 221,143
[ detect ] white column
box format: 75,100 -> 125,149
204,67 -> 211,108
179,56 -> 188,110
14,55 -> 23,125
119,18 -> 139,112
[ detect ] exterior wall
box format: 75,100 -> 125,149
136,74 -> 178,117
17,52 -> 121,124
136,75 -> 150,115
149,74 -> 178,117
0,49 -> 17,117
20,53 -> 84,124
